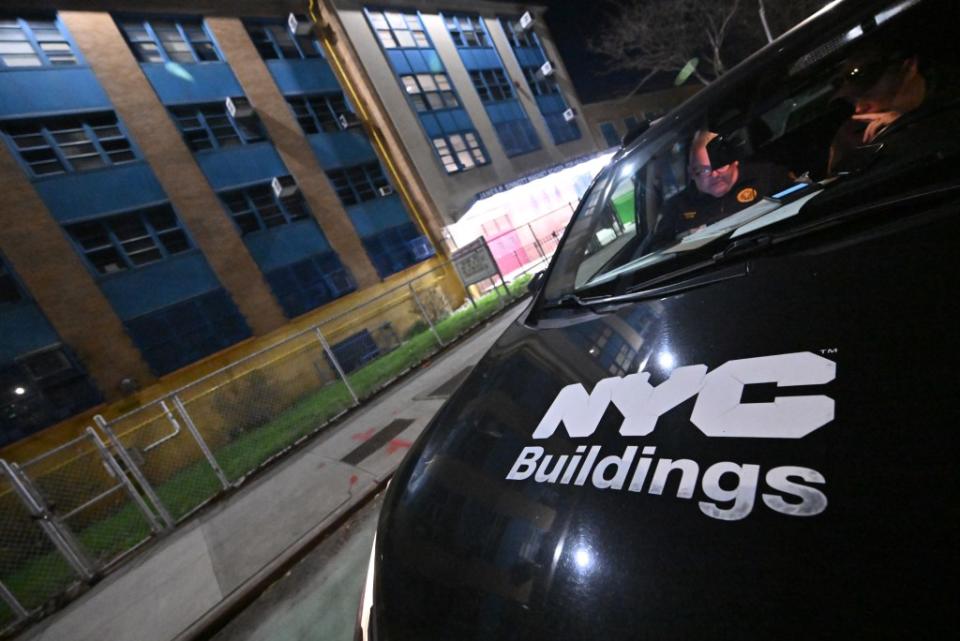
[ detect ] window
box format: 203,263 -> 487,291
125,289 -> 250,375
244,20 -> 322,60
399,73 -> 459,112
600,122 -> 620,147
265,252 -> 356,318
65,205 -> 191,275
502,18 -> 536,48
286,92 -> 349,134
116,17 -> 219,64
469,69 -> 514,103
219,180 -> 310,235
326,162 -> 390,206
521,66 -> 558,96
444,15 -> 489,48
2,112 -> 136,177
367,10 -> 429,49
432,132 -> 488,173
0,255 -> 23,304
169,100 -> 265,151
0,17 -> 77,68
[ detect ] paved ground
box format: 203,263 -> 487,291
211,492 -> 384,641
22,301 -> 527,641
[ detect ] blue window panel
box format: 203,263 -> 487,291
0,68 -> 109,118
125,288 -> 250,376
307,131 -> 377,168
420,113 -> 441,137
436,111 -> 457,133
386,50 -> 411,74
600,122 -> 620,147
35,161 -> 166,223
544,112 -> 582,145
1,346 -> 103,447
327,330 -> 379,375
359,221 -> 434,278
345,195 -> 416,237
264,251 -> 355,318
495,119 -> 541,157
0,303 -> 61,364
535,94 -> 566,114
141,62 -> 243,105
266,58 -> 340,95
453,110 -> 473,130
515,47 -> 543,67
195,141 -> 287,191
99,250 -> 221,320
243,219 -> 333,272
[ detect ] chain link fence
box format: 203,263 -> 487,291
0,247 -> 551,635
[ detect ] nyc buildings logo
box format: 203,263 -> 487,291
506,352 -> 837,521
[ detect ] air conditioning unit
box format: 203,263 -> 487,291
271,175 -> 298,198
562,107 -> 576,122
225,96 -> 254,119
539,61 -> 554,77
519,11 -> 534,30
337,112 -> 361,130
288,13 -> 314,36
377,185 -> 395,197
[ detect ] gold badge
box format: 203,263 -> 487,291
682,210 -> 697,220
737,187 -> 758,203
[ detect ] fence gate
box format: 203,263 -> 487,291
15,429 -> 162,574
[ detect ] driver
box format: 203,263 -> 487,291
653,130 -> 792,243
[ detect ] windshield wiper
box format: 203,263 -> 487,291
540,293 -> 606,311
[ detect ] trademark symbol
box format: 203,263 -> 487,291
819,348 -> 838,355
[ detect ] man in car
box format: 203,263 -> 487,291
652,130 -> 792,243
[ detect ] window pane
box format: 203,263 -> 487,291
377,30 -> 397,49
159,230 -> 189,254
69,155 -> 106,171
416,74 -> 437,91
0,42 -> 33,54
89,247 -> 126,274
110,216 -> 148,241
146,207 -> 177,230
2,54 -> 41,67
394,30 -> 415,48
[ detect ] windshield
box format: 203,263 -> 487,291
544,0 -> 960,301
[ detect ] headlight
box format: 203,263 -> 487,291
354,532 -> 377,641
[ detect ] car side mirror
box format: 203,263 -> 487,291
527,271 -> 546,295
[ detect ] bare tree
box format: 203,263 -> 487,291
588,0 -> 825,90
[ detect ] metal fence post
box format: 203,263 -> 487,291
171,395 -> 231,490
529,223 -> 546,259
94,415 -> 175,530
0,459 -> 97,582
409,283 -> 444,347
315,327 -> 360,406
85,428 -> 165,535
0,578 -> 28,621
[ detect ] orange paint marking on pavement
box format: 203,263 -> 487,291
386,439 -> 413,455
349,474 -> 359,486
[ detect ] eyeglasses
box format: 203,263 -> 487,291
689,164 -> 731,177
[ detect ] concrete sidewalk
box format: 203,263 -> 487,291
21,302 -> 527,641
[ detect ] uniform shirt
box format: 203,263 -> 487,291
653,162 -> 793,245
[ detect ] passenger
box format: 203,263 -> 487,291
652,130 -> 792,243
829,44 -> 960,173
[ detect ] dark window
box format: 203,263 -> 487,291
1,112 -> 136,177
399,72 -> 459,112
124,289 -> 250,375
1,346 -> 102,447
286,92 -> 349,134
218,180 -> 310,235
600,122 -> 620,147
0,16 -> 78,68
116,17 -> 219,63
366,10 -> 429,49
468,68 -> 514,103
0,255 -> 23,304
521,66 -> 558,96
264,252 -> 356,318
328,330 -> 380,374
361,222 -> 434,278
244,20 -> 322,60
169,100 -> 265,151
325,162 -> 391,206
443,15 -> 489,48
65,205 -> 191,275
501,17 -> 536,48
431,131 -> 488,174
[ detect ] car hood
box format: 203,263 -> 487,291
370,213 -> 958,640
